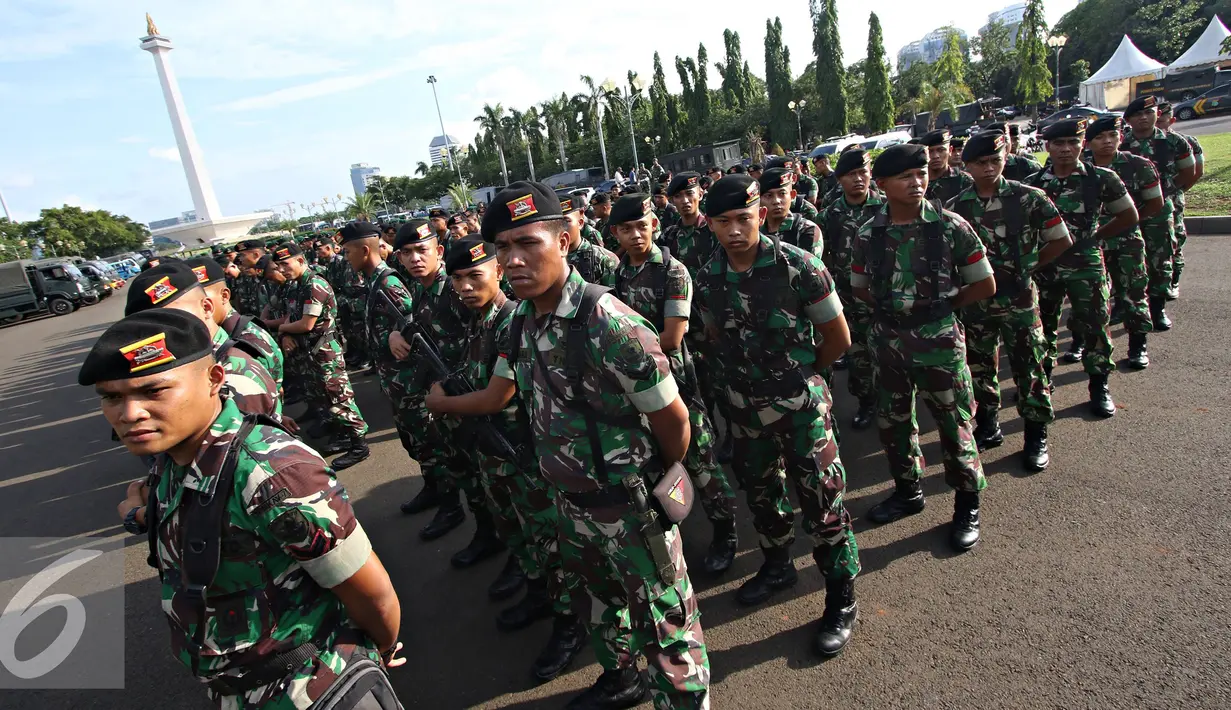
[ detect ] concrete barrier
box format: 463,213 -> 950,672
1185,216 -> 1231,235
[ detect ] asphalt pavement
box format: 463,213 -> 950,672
1170,113 -> 1231,136
2,240 -> 1229,709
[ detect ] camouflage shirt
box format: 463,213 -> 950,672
695,234 -> 843,433
1003,153 -> 1044,182
594,218 -> 620,253
655,203 -> 682,232
323,255 -> 366,302
792,195 -> 821,222
851,200 -> 994,318
567,237 -> 619,287
260,281 -> 288,320
948,177 -> 1070,306
493,267 -> 679,492
232,274 -> 264,317
210,326 -> 283,418
1091,151 -> 1163,246
285,271 -> 338,340
150,396 -> 375,685
926,166 -> 976,205
659,216 -> 719,278
1169,131 -> 1203,212
796,173 -> 820,202
612,244 -> 692,331
1120,127 -> 1195,205
407,263 -> 469,378
764,212 -> 824,258
580,223 -> 606,249
221,310 -> 284,386
465,293 -> 531,456
819,190 -> 885,294
1026,161 -> 1132,272
362,263 -> 416,377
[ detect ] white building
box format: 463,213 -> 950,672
982,2 -> 1028,49
898,26 -> 969,71
428,135 -> 464,167
350,163 -> 380,196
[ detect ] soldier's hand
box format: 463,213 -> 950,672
389,331 -> 412,360
425,382 -> 447,413
117,480 -> 147,521
381,641 -> 406,669
281,335 -> 297,353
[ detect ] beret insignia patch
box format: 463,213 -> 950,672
144,276 -> 178,305
416,224 -> 432,239
121,333 -> 175,373
275,247 -> 291,260
508,194 -> 537,221
469,243 -> 486,261
745,180 -> 760,205
686,176 -> 698,187
191,265 -> 208,283
560,198 -> 573,212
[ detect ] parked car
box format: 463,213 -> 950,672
1032,105 -> 1115,133
1173,83 -> 1231,121
594,179 -> 619,194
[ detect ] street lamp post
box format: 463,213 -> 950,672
588,81 -> 613,180
427,75 -> 467,193
643,135 -> 661,160
788,99 -> 807,151
604,76 -> 648,174
0,187 -> 11,223
1047,35 -> 1068,109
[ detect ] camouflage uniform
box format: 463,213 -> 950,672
148,395 -> 384,709
1026,161 -> 1132,375
323,254 -> 369,365
613,244 -> 735,527
695,235 -> 860,578
926,165 -> 976,205
232,274 -> 264,317
494,268 -> 710,709
796,173 -> 820,204
851,201 -> 991,491
791,194 -> 821,222
567,237 -> 619,287
654,203 -> 682,232
820,191 -> 883,406
948,178 -> 1069,424
1170,131 -> 1202,287
1120,127 -> 1194,298
284,270 -> 368,441
221,310 -> 284,387
594,217 -> 620,253
1095,151 -> 1161,335
1003,153 -> 1043,182
581,223 -> 606,249
210,326 -> 282,419
814,172 -> 838,202
764,212 -> 824,258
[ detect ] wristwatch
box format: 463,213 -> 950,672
123,506 -> 147,535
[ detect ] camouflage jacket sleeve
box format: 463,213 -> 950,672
1022,185 -> 1070,245
370,270 -> 414,354
1129,154 -> 1164,203
800,217 -> 825,259
596,296 -> 679,414
947,213 -> 995,285
664,257 -> 692,321
850,220 -> 874,290
794,247 -> 843,325
1169,131 -> 1196,170
594,246 -> 620,287
800,174 -> 820,201
1094,165 -> 1133,215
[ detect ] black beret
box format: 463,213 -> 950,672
872,143 -> 929,179
1157,100 -> 1173,114
918,129 -> 952,147
256,255 -> 273,272
609,194 -> 654,225
985,121 -> 1007,133
758,168 -> 795,194
126,262 -> 202,316
834,149 -> 871,178
339,221 -> 381,244
748,163 -> 763,172
666,172 -> 701,196
1041,118 -> 1089,141
590,191 -> 611,205
480,181 -> 564,242
394,219 -> 436,248
558,195 -> 581,213
651,185 -> 666,197
428,208 -> 448,219
962,131 -> 1008,162
1086,115 -> 1123,140
444,238 -> 497,275
699,176 -> 713,190
727,164 -> 747,174
78,309 -> 214,386
184,257 -> 225,287
1124,95 -> 1157,118
763,156 -> 796,171
270,242 -> 303,261
1008,123 -> 1021,136
236,239 -> 265,252
446,213 -> 465,227
702,174 -> 760,217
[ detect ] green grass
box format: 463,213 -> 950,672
1181,132 -> 1231,216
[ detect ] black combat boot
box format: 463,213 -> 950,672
851,398 -> 876,430
487,554 -> 526,601
951,490 -> 981,551
419,490 -> 465,541
1127,332 -> 1150,370
450,512 -> 503,569
1043,359 -> 1055,393
814,576 -> 858,657
736,545 -> 798,606
1108,301 -> 1123,325
1150,297 -> 1172,331
330,437 -> 370,471
400,480 -> 440,515
703,519 -> 738,575
973,407 -> 1004,451
303,413 -> 332,440
1088,374 -> 1115,418
833,355 -> 849,370
319,436 -> 350,457
867,479 -> 925,525
1022,420 -> 1050,472
496,576 -> 553,632
532,613 -> 587,682
564,667 -> 648,710
1062,332 -> 1085,363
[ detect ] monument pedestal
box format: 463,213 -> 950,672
150,213 -> 271,246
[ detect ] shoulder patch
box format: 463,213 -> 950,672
268,508 -> 310,543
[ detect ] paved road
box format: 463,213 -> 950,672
3,240 -> 1230,709
1172,113 -> 1231,136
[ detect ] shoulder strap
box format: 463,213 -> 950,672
1001,181 -> 1025,242
1153,136 -> 1172,168
1080,163 -> 1101,224
651,246 -> 671,332
507,311 -> 526,368
485,299 -> 518,378
564,284 -> 610,396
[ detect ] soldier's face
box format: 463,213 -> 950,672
967,152 -> 1005,187
448,223 -> 469,239
398,239 -> 443,278
431,217 -> 448,233
927,145 -> 950,173
564,211 -> 584,244
614,215 -> 657,258
203,283 -> 230,324
449,260 -> 503,310
839,166 -> 871,199
652,195 -> 667,210
1046,138 -> 1083,168
710,204 -> 766,258
265,266 -> 285,283
1127,109 -> 1157,135
277,257 -> 305,280
593,202 -> 612,219
877,168 -> 928,204
1159,112 -> 1174,130
494,221 -> 569,301
466,217 -> 481,232
224,263 -> 241,279
343,240 -> 373,272
763,187 -> 794,220
96,359 -> 226,458
948,151 -> 964,169
670,187 -> 700,217
1089,129 -> 1121,160
316,245 -> 332,261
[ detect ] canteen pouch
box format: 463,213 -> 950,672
310,655 -> 404,710
651,461 -> 694,525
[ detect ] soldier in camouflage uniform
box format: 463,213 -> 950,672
608,194 -> 739,576
651,184 -> 682,232
948,131 -> 1074,472
1120,95 -> 1196,330
812,154 -> 840,205
1027,119 -> 1139,418
1158,101 -> 1203,299
273,243 -> 370,469
759,167 -> 825,257
318,239 -> 369,370
559,195 -> 619,285
486,182 -> 710,710
920,129 -> 976,204
1086,116 -> 1163,369
695,175 -> 861,657
231,239 -> 267,317
425,238 -> 587,682
189,256 -> 285,387
764,156 -> 821,222
590,192 -> 619,253
996,123 -> 1044,182
853,143 -> 996,551
948,136 -> 967,170
88,310 -> 404,710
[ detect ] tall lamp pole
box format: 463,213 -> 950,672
0,187 -> 11,223
604,76 -> 648,173
788,99 -> 807,151
427,75 -> 467,193
1047,35 -> 1067,108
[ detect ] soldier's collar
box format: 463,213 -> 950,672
645,243 -> 664,264
920,200 -> 944,223
554,267 -> 589,320
178,397 -> 242,495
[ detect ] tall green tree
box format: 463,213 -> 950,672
475,103 -> 511,186
1130,0 -> 1204,63
695,43 -> 712,125
933,30 -> 970,91
15,206 -> 146,258
675,56 -> 697,145
717,30 -> 748,108
650,52 -> 675,150
970,19 -> 1017,99
1070,58 -> 1091,84
764,18 -> 794,149
1015,0 -> 1053,118
811,0 -> 847,137
863,12 -> 895,134
540,96 -> 572,171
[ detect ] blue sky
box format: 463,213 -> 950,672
0,0 -> 1077,225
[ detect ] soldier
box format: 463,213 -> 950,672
90,310 -> 406,710
272,243 -> 371,469
1120,95 -> 1196,330
948,131 -> 1074,471
560,195 -> 619,285
590,192 -> 617,252
650,156 -> 666,182
563,194 -> 606,248
660,172 -> 718,276
231,239 -> 267,316
429,207 -> 450,242
695,175 -> 861,656
445,213 -> 470,256
920,129 -> 975,204
853,143 -> 995,550
484,182 -> 710,708
186,257 -> 285,387
608,193 -> 739,575
812,154 -> 839,204
748,162 -> 764,181
760,167 -> 824,257
464,210 -> 482,235
766,156 -> 820,221
425,238 -> 586,682
948,136 -> 967,170
651,184 -> 682,231
1157,101 -> 1203,299
318,238 -> 369,372
1086,116 -> 1162,369
1027,119 -> 1139,417
1001,123 -> 1044,181
819,148 -> 883,429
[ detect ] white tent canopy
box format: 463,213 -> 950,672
1080,35 -> 1165,109
1167,15 -> 1231,72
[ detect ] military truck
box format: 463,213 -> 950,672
0,260 -> 94,324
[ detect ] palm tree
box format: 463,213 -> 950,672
475,103 -> 510,186
540,97 -> 571,172
446,184 -> 471,211
346,193 -> 376,221
507,108 -> 543,182
579,74 -> 615,179
905,80 -> 975,131
414,161 -> 430,177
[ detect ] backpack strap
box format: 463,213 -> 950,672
564,284 -> 609,397
484,298 -> 518,379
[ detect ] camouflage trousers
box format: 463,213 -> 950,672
1172,201 -> 1187,285
557,499 -> 710,710
338,299 -> 368,363
1036,266 -> 1113,376
297,338 -> 367,440
438,418 -> 500,523
1104,233 -> 1153,335
1140,216 -> 1177,299
683,391 -> 736,523
962,296 -> 1054,424
872,317 -> 986,492
212,635 -> 383,709
838,293 -> 876,403
729,398 -> 861,579
378,370 -> 458,495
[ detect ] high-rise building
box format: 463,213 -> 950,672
897,26 -> 969,71
983,2 -> 1028,49
428,135 -> 463,167
350,163 -> 380,196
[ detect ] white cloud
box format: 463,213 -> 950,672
118,135 -> 146,144
214,66 -> 413,112
59,195 -> 100,211
148,147 -> 180,162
